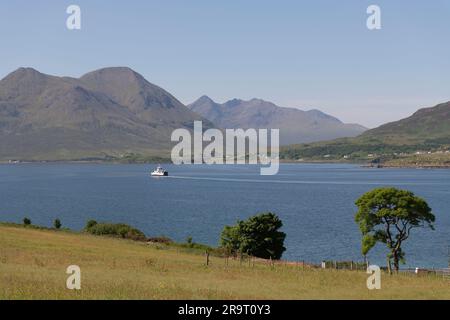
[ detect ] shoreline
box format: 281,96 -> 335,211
2,159 -> 450,169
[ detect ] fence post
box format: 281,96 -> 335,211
205,250 -> 210,266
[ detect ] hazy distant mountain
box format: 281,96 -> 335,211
188,96 -> 367,145
0,67 -> 209,161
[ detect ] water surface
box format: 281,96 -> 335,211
0,163 -> 449,268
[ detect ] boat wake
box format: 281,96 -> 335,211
166,175 -> 430,186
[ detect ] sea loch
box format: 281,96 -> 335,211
0,163 -> 449,268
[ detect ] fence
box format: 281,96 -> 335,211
199,250 -> 450,278
320,260 -> 368,271
399,268 -> 450,279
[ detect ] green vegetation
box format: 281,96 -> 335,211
281,101 -> 450,165
23,217 -> 31,226
114,153 -> 171,164
84,220 -> 147,242
382,153 -> 450,168
53,219 -> 62,230
281,139 -> 450,163
355,188 -> 435,273
220,212 -> 286,259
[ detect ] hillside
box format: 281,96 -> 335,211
0,67 -> 209,161
281,101 -> 450,162
1,224 -> 449,299
188,96 -> 367,145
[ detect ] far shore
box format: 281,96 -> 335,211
2,159 -> 450,169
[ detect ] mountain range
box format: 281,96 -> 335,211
0,67 -> 210,161
188,96 -> 367,145
0,67 -> 368,161
2,66 -> 447,163
281,101 -> 450,161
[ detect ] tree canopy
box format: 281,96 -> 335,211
355,187 -> 435,272
220,212 -> 286,260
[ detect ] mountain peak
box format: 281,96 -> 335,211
306,109 -> 342,123
195,95 -> 215,104
224,98 -> 244,108
2,67 -> 47,82
80,67 -> 145,83
189,96 -> 368,144
14,67 -> 42,74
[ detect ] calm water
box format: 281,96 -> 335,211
0,163 -> 449,268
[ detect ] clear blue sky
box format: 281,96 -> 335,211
0,0 -> 449,127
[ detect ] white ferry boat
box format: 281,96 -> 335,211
151,166 -> 168,177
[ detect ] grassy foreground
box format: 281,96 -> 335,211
0,224 -> 449,300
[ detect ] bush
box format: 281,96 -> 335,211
85,221 -> 147,241
23,217 -> 31,226
186,236 -> 193,247
85,220 -> 98,229
147,236 -> 173,244
54,219 -> 62,229
220,212 -> 286,260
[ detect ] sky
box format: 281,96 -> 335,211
0,0 -> 449,128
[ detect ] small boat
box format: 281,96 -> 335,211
151,166 -> 168,177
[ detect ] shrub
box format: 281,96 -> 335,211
23,217 -> 31,226
85,221 -> 147,242
54,219 -> 62,229
85,220 -> 98,229
147,236 -> 173,244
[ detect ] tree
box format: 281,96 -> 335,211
85,220 -> 98,230
220,212 -> 286,260
54,219 -> 62,229
220,225 -> 241,255
186,236 -> 194,248
23,217 -> 31,226
355,187 -> 435,273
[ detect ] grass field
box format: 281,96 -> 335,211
0,224 -> 449,300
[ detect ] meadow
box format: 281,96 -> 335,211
0,224 -> 449,300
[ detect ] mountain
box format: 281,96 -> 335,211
188,96 -> 367,145
281,101 -> 450,161
0,67 -> 209,161
359,101 -> 450,145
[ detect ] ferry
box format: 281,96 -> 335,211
151,166 -> 168,177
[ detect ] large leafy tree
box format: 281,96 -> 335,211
220,212 -> 286,260
355,187 -> 435,273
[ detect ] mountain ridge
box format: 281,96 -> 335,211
281,101 -> 450,161
0,67 -> 210,161
188,95 -> 367,145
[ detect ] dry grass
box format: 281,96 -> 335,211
0,225 -> 449,300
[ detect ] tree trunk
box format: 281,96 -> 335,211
386,256 -> 392,275
393,251 -> 400,273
